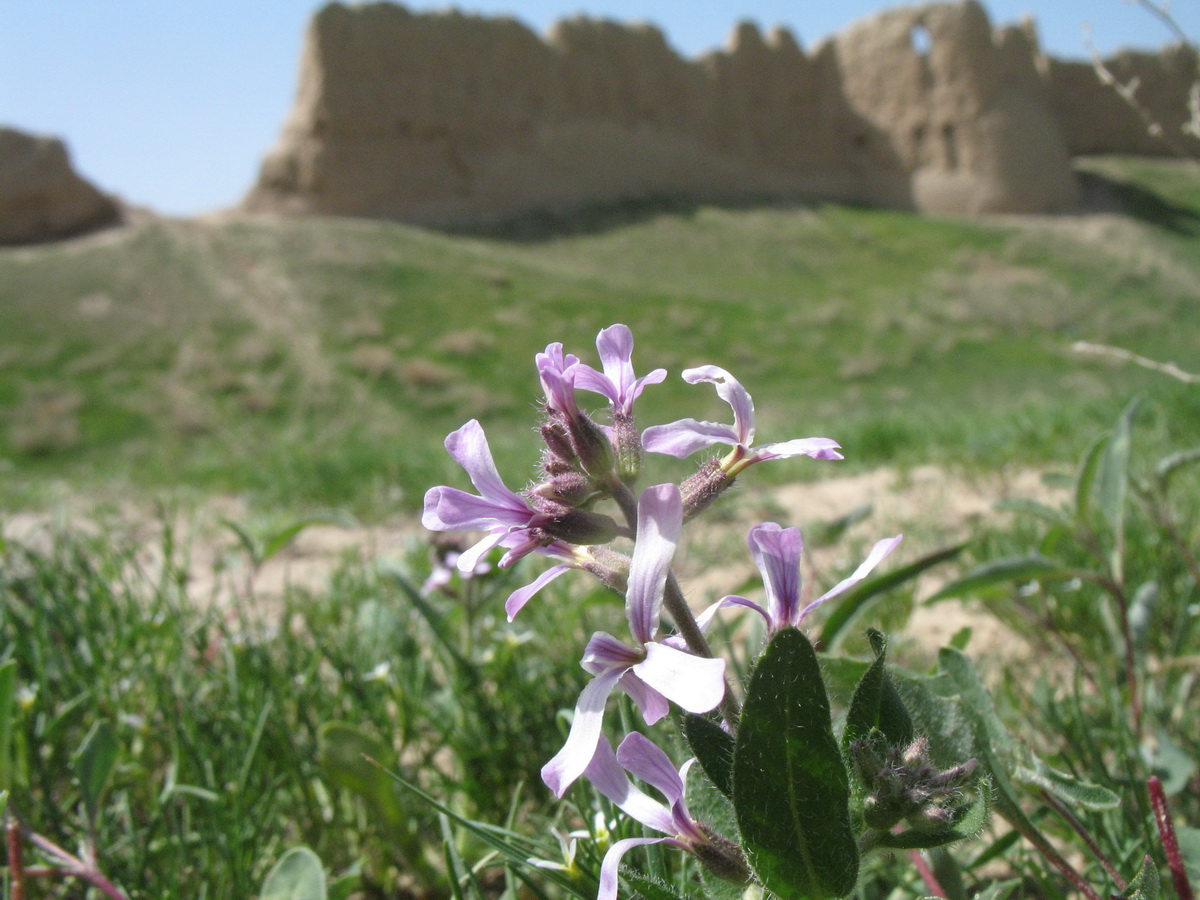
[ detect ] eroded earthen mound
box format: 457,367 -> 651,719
0,127 -> 121,245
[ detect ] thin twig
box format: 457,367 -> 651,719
1000,808 -> 1107,900
7,821 -> 25,900
1072,341 -> 1200,385
1039,789 -> 1127,891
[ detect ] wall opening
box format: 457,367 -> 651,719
910,24 -> 932,57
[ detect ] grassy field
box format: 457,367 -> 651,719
1,157 -> 1198,519
2,157 -> 1198,900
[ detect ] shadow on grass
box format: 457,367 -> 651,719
1076,167 -> 1200,236
443,192 -> 831,243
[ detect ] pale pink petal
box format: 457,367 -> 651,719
581,632 -> 642,675
598,838 -> 672,900
421,486 -> 530,531
444,420 -> 526,506
800,535 -> 903,622
683,366 -> 756,446
584,737 -> 675,834
456,530 -> 508,573
753,437 -> 844,462
615,732 -> 685,805
625,484 -> 682,644
641,419 -> 740,458
505,565 -> 571,621
631,642 -> 725,714
747,523 -> 803,625
618,670 -> 670,725
541,666 -> 625,797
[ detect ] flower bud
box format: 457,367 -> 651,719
584,545 -> 630,594
530,471 -> 600,507
567,413 -> 615,478
543,508 -> 621,546
612,410 -> 643,482
680,459 -> 733,520
693,826 -> 752,886
541,418 -> 580,472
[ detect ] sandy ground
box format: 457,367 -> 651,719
3,463 -> 1062,667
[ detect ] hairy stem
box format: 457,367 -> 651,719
664,573 -> 740,731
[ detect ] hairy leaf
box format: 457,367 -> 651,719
733,627 -> 858,899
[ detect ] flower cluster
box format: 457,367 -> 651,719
422,323 -> 902,898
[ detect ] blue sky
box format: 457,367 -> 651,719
2,1 -> 1196,216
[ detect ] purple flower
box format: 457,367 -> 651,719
583,733 -> 744,900
536,342 -> 582,418
713,523 -> 902,633
540,484 -> 725,797
642,366 -> 842,475
573,324 -> 667,417
422,419 -> 558,571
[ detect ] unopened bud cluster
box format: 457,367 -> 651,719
851,736 -> 980,833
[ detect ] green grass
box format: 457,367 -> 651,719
1,158 -> 1199,516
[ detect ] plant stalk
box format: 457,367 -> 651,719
1149,775 -> 1196,900
664,573 -> 740,732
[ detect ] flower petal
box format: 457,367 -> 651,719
584,737 -> 675,834
625,484 -> 682,644
581,631 -> 642,675
598,838 -> 672,900
456,530 -> 507,573
801,535 -> 903,621
505,564 -> 571,621
615,732 -> 685,806
631,642 -> 725,714
753,437 -> 844,462
641,419 -> 740,458
421,486 -> 531,531
747,523 -> 803,626
618,670 -> 670,725
444,420 -> 527,506
541,666 -> 625,797
683,366 -> 756,446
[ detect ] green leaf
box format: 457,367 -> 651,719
684,714 -> 735,798
0,660 -> 16,793
1097,398 -> 1140,577
1116,855 -> 1160,900
733,627 -> 858,900
841,630 -> 913,753
1175,825 -> 1200,881
820,543 -> 966,649
621,872 -> 687,900
992,498 -> 1071,527
317,723 -> 406,834
1013,757 -> 1119,810
924,556 -> 1072,604
260,847 -> 328,900
1074,431 -> 1109,523
74,720 -> 118,824
971,878 -> 1022,900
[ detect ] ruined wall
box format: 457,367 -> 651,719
1043,43 -> 1200,158
244,0 -> 1189,225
